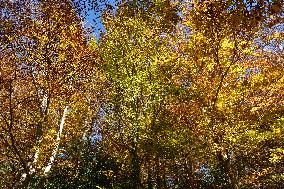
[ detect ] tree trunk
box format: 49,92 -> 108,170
130,142 -> 141,189
43,106 -> 69,175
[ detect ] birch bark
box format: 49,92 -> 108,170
44,106 -> 69,175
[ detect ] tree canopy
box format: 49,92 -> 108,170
0,0 -> 283,188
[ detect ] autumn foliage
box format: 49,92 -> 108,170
0,0 -> 283,188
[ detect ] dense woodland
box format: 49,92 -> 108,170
0,0 -> 283,188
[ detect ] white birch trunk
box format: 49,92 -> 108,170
82,119 -> 89,142
20,93 -> 48,181
44,106 -> 69,175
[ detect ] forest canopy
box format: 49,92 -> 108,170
0,0 -> 283,188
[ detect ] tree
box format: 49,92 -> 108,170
1,0 -> 283,188
0,0 -> 101,187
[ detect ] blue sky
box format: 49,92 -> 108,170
82,0 -> 117,39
